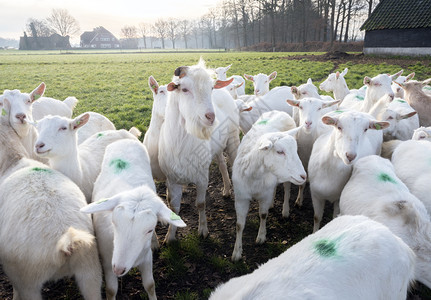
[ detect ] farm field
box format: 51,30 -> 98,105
0,50 -> 431,299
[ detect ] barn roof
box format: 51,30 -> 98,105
361,0 -> 431,31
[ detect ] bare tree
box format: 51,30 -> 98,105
121,25 -> 138,48
167,18 -> 178,49
138,22 -> 151,49
46,9 -> 80,37
179,20 -> 191,48
26,18 -> 53,37
153,19 -> 168,49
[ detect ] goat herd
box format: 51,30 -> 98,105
0,58 -> 430,299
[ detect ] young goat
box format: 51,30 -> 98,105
244,71 -> 277,96
413,126 -> 431,141
0,117 -> 102,300
340,155 -> 431,288
308,109 -> 389,232
214,64 -> 246,96
397,78 -> 431,126
213,215 -> 415,299
231,111 -> 306,261
81,139 -> 186,300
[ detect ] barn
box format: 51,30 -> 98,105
361,0 -> 431,56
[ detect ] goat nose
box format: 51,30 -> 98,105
300,174 -> 307,180
255,89 -> 260,95
113,265 -> 126,277
388,94 -> 394,101
16,113 -> 26,123
35,142 -> 45,150
205,112 -> 215,124
346,152 -> 357,162
305,121 -> 312,127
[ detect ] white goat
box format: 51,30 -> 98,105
413,126 -> 431,141
244,71 -> 277,96
231,111 -> 306,261
236,86 -> 294,133
285,98 -> 340,207
76,111 -> 116,144
213,215 -> 415,300
340,154 -> 431,288
1,83 -> 47,162
143,75 -> 168,181
392,140 -> 431,215
214,64 -> 246,96
392,71 -> 415,98
308,109 -> 389,232
158,60 -> 233,242
398,78 -> 431,126
340,71 -> 402,112
319,68 -> 353,101
34,114 -> 137,202
0,117 -> 102,300
81,139 -> 186,300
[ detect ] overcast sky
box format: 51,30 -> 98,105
0,0 -> 218,43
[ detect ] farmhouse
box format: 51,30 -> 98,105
361,0 -> 431,56
19,33 -> 71,50
80,26 -> 120,49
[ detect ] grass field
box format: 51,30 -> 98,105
1,50 -> 431,299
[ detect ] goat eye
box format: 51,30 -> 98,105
182,88 -> 188,93
337,126 -> 342,131
318,107 -> 322,111
387,116 -> 394,120
26,99 -> 32,104
277,150 -> 285,155
59,126 -> 67,131
147,229 -> 153,234
160,91 -> 164,94
364,128 -> 368,132
299,106 -> 303,110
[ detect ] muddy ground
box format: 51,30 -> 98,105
0,52 -> 430,299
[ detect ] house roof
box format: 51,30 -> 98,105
361,0 -> 431,31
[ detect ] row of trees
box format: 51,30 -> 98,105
24,0 -> 378,49
121,0 -> 377,49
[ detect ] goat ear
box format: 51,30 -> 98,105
391,70 -> 403,81
406,72 -> 415,81
341,68 -> 348,77
214,78 -> 234,89
244,74 -> 254,82
369,121 -> 390,130
422,78 -> 431,86
225,64 -> 232,72
286,99 -> 300,107
259,139 -> 273,150
2,98 -> 10,116
158,205 -> 187,227
336,71 -> 340,79
398,111 -> 417,120
286,126 -> 302,138
71,113 -> 90,130
30,82 -> 46,102
291,86 -> 300,98
269,71 -> 277,82
167,82 -> 179,91
241,105 -> 252,112
307,78 -> 313,84
148,76 -> 159,94
322,115 -> 337,126
235,82 -> 244,89
322,100 -> 341,108
80,197 -> 121,214
364,76 -> 372,86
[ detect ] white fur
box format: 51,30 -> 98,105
159,60 -> 232,242
236,86 -> 294,133
319,68 -> 352,101
308,109 -> 389,232
340,154 -> 431,288
34,114 -> 137,202
340,71 -> 402,112
214,64 -> 246,96
81,139 -> 186,300
392,140 -> 431,215
244,71 -> 277,96
0,117 -> 102,300
213,215 -> 415,300
412,126 -> 431,141
231,111 -> 306,261
32,96 -> 78,121
285,98 -> 340,207
143,76 -> 168,181
76,111 -> 116,144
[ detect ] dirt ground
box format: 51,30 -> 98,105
0,52 -> 430,299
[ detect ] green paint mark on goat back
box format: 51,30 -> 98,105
355,95 -> 364,101
424,86 -> 431,91
378,172 -> 397,184
396,99 -> 407,103
313,239 -> 338,258
97,132 -> 104,138
95,198 -> 109,204
109,158 -> 130,174
334,110 -> 344,114
257,119 -> 269,125
30,167 -> 53,174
